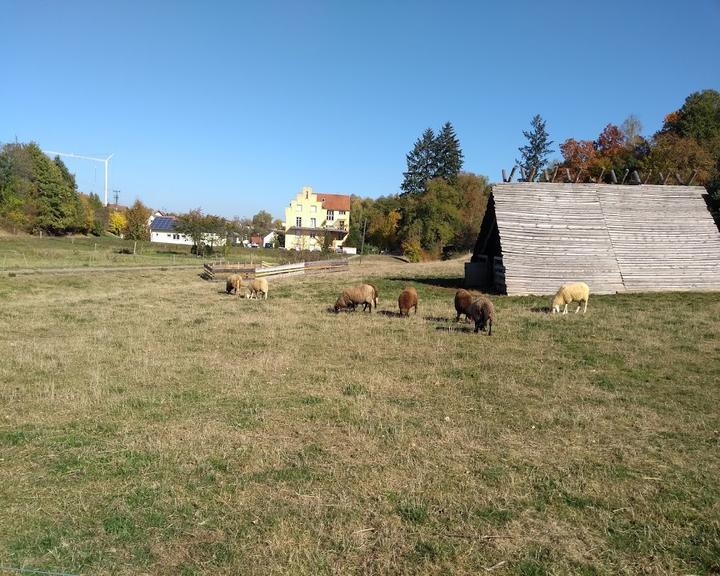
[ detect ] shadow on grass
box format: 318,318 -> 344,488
325,306 -> 371,314
394,276 -> 465,290
531,306 -> 551,314
434,325 -> 475,334
378,310 -> 414,319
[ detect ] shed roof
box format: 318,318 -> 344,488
472,183 -> 720,295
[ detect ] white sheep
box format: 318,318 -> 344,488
551,282 -> 590,314
245,277 -> 269,300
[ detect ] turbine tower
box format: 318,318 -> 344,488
43,150 -> 114,206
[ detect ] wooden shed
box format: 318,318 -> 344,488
466,182 -> 720,295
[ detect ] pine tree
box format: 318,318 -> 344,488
401,128 -> 437,196
517,115 -> 553,180
434,122 -> 464,184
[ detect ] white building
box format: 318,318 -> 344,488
149,215 -> 225,246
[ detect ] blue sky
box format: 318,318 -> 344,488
2,0 -> 719,220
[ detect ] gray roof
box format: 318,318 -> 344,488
150,216 -> 177,231
473,183 -> 720,295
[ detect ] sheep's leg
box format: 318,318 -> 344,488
563,304 -> 568,315
583,299 -> 587,313
575,302 -> 581,313
488,319 -> 492,336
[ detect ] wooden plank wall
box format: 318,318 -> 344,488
598,185 -> 720,291
493,183 -> 625,295
492,183 -> 720,295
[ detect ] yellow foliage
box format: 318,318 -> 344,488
108,211 -> 128,236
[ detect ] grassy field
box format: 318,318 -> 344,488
0,235 -> 291,271
1,257 -> 719,575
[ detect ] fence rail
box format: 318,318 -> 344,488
203,259 -> 349,280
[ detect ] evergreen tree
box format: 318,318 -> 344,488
517,114 -> 553,180
401,128 -> 436,195
434,122 -> 464,184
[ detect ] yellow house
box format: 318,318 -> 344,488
283,186 -> 351,251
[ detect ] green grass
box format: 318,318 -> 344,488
0,234 -> 293,270
0,257 -> 719,575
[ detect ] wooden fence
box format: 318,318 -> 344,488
203,258 -> 349,281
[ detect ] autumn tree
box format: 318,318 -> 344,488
124,200 -> 151,241
559,139 -> 597,174
251,210 -> 273,235
516,114 -> 553,179
108,211 -> 128,236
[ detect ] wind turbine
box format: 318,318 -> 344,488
43,150 -> 114,206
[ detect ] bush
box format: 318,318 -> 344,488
401,238 -> 423,263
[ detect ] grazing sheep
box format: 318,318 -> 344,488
334,284 -> 377,313
468,296 -> 494,336
454,289 -> 474,322
226,274 -> 242,295
245,278 -> 269,300
398,286 -> 418,316
551,282 -> 590,314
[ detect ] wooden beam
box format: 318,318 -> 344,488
687,169 -> 698,186
620,169 -> 630,185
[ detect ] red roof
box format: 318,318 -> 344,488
318,193 -> 351,211
250,235 -> 263,244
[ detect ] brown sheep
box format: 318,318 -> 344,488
454,288 -> 474,322
468,296 -> 494,336
335,284 -> 377,313
245,278 -> 269,300
398,286 -> 418,316
226,274 -> 242,295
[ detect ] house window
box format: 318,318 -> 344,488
310,218 -> 316,228
310,233 -> 316,239
173,233 -> 180,240
338,220 -> 346,229
296,217 -> 302,227
310,205 -> 317,214
326,210 -> 335,221
296,204 -> 302,213
338,210 -> 346,215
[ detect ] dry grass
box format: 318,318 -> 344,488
1,257 -> 719,575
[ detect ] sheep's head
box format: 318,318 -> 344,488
334,296 -> 345,313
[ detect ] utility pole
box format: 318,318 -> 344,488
113,189 -> 120,206
360,218 -> 367,264
43,150 -> 114,206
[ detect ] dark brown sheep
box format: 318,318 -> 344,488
398,286 -> 418,316
454,289 -> 474,322
468,296 -> 494,336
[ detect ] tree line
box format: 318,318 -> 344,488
2,89 -> 717,259
515,90 -> 720,205
342,122 -> 492,261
